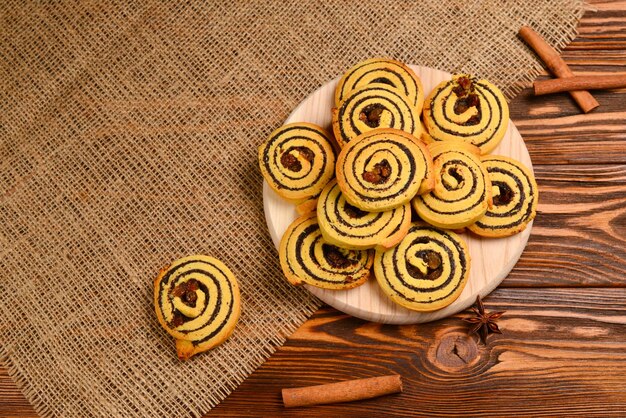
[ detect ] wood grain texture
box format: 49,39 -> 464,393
3,0 -> 626,416
0,367 -> 36,418
509,1 -> 626,166
5,291 -> 625,417
210,289 -> 626,417
504,164 -> 626,287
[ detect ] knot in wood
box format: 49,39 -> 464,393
430,332 -> 480,372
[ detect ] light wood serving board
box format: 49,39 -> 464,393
263,65 -> 533,324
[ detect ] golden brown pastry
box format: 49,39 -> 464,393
468,155 -> 538,237
334,57 -> 424,113
154,255 -> 241,360
336,129 -> 430,212
413,141 -> 492,229
332,83 -> 422,148
259,122 -> 335,202
374,222 -> 470,312
355,128 -> 434,195
423,74 -> 509,154
317,179 -> 411,250
279,212 -> 373,290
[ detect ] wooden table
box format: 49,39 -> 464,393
3,1 -> 626,416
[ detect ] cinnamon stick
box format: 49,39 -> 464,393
282,374 -> 402,408
534,74 -> 626,95
519,26 -> 599,113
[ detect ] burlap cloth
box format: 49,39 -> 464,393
0,1 -> 584,416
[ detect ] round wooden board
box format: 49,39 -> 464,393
263,65 -> 533,324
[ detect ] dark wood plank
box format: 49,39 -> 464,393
501,0 -> 626,286
504,164 -> 626,287
5,289 -> 626,417
0,365 -> 37,418
510,87 -> 626,165
570,2 -> 626,46
509,2 -> 626,165
210,289 -> 626,417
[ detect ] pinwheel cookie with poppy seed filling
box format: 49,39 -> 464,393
355,128 -> 434,195
334,57 -> 424,113
332,83 -> 422,148
423,74 -> 509,154
412,141 -> 492,229
279,212 -> 373,290
468,155 -> 538,237
154,255 -> 241,360
317,179 -> 411,250
258,122 -> 336,203
335,129 -> 431,212
374,222 -> 470,312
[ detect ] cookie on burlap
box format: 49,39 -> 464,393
154,255 -> 241,360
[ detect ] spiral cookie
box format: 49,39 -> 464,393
423,74 -> 509,154
336,129 -> 429,212
259,123 -> 336,201
413,142 -> 492,229
468,155 -> 538,237
334,58 -> 424,113
332,83 -> 422,148
154,255 -> 241,360
317,179 -> 411,250
374,223 -> 470,312
356,128 -> 434,195
279,212 -> 373,290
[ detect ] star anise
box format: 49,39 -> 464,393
463,295 -> 505,344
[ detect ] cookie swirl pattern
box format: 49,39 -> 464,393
336,129 -> 429,212
334,58 -> 424,113
317,179 -> 411,250
374,223 -> 470,312
356,128 -> 434,195
412,142 -> 492,229
259,122 -> 336,201
332,83 -> 422,148
468,155 -> 538,237
279,212 -> 373,290
154,255 -> 241,360
423,74 -> 509,154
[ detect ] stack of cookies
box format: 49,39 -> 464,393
258,58 -> 538,313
